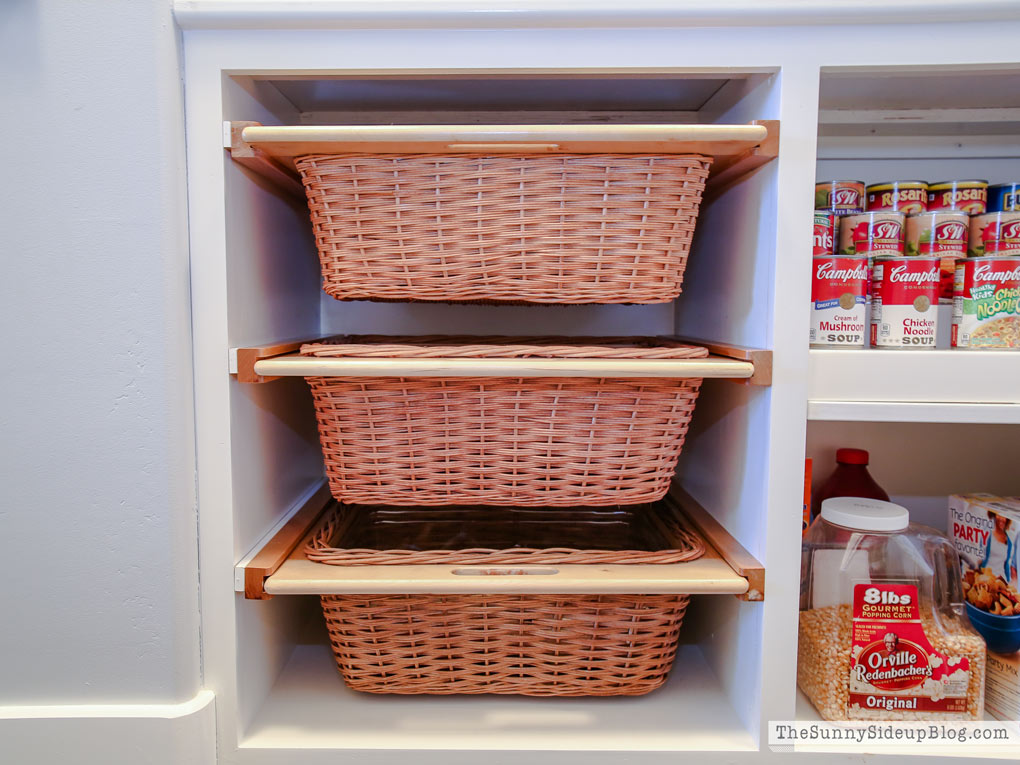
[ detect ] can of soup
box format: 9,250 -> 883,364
815,181 -> 866,216
839,212 -> 905,256
989,183 -> 1020,213
927,180 -> 988,215
905,211 -> 969,303
866,181 -> 928,214
813,210 -> 836,255
870,256 -> 939,349
810,256 -> 869,348
969,211 -> 1020,256
952,256 -> 1020,350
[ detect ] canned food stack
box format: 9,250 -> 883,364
812,179 -> 1020,350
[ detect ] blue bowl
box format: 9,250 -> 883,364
966,602 -> 1020,655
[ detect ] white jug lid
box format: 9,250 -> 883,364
820,497 -> 909,531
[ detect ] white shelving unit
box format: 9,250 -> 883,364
176,8 -> 1020,765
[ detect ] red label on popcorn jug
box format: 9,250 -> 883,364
849,583 -> 971,715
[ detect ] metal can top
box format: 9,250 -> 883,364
872,254 -> 936,262
866,181 -> 928,191
906,210 -> 968,219
928,180 -> 988,189
817,180 -> 865,185
844,211 -> 906,220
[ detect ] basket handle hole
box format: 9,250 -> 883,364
451,567 -> 559,576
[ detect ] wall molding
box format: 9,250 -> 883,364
173,1 -> 1020,31
0,690 -> 215,765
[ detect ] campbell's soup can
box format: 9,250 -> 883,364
969,211 -> 1020,256
866,181 -> 928,214
905,211 -> 969,303
927,180 -> 988,215
813,210 -> 836,255
838,212 -> 905,256
870,256 -> 939,349
810,256 -> 868,348
988,182 -> 1020,213
815,181 -> 866,216
952,256 -> 1020,350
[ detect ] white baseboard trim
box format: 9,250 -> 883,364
0,689 -> 215,765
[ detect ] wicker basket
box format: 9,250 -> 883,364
301,336 -> 708,506
306,500 -> 705,696
295,153 -> 712,304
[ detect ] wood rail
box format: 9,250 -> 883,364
226,120 -> 778,199
231,336 -> 769,384
667,336 -> 772,386
237,483 -> 765,601
669,482 -> 764,601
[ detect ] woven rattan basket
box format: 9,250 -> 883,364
301,336 -> 708,506
295,152 -> 712,304
306,500 -> 706,696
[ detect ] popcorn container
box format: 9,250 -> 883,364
799,497 -> 986,721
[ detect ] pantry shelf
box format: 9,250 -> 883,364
227,119 -> 779,200
230,337 -> 769,384
808,349 -> 1020,409
807,400 -> 1020,424
237,482 -> 764,601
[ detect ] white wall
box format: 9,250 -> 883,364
0,0 -> 199,705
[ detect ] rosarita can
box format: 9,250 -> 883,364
810,256 -> 869,348
813,210 -> 836,255
870,256 -> 939,349
866,181 -> 928,215
969,211 -> 1020,257
905,211 -> 969,303
815,181 -> 866,216
927,180 -> 988,215
952,256 -> 1020,350
988,182 -> 1020,213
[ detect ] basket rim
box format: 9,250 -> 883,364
300,335 -> 710,360
304,498 -> 706,567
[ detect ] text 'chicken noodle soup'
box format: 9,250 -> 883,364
871,256 -> 939,349
810,256 -> 868,348
952,256 -> 1020,350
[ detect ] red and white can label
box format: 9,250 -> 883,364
952,257 -> 1020,349
969,212 -> 1020,257
871,257 -> 939,348
839,213 -> 905,256
813,210 -> 836,255
905,212 -> 968,303
848,583 -> 972,717
810,256 -> 868,347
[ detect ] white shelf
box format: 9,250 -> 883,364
807,400 -> 1020,424
795,691 -> 1015,759
808,350 -> 1020,416
243,642 -> 755,755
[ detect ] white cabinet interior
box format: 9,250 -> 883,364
180,20 -> 1020,764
